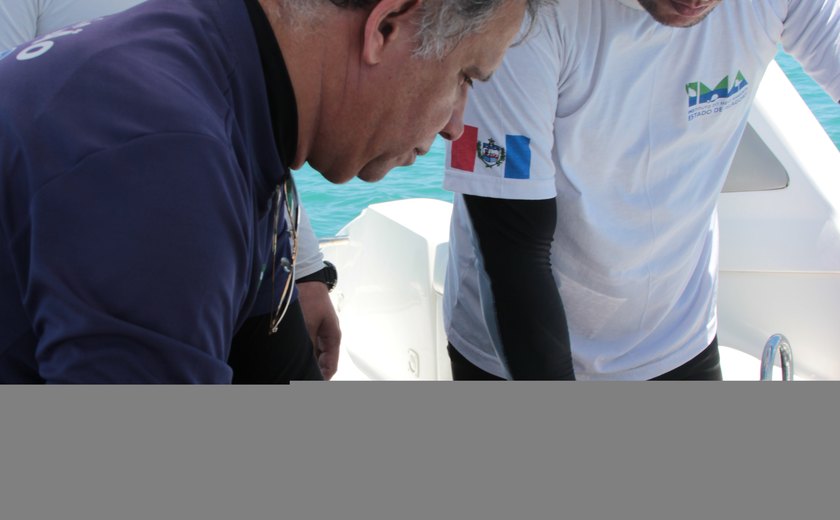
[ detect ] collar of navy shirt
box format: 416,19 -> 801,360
243,0 -> 299,168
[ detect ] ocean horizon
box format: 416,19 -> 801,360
297,52 -> 840,238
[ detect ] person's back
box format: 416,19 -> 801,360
0,0 -> 290,382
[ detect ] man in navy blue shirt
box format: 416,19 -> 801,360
0,0 -> 537,383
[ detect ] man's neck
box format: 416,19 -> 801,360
257,0 -> 332,169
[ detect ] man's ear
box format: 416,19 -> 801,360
361,0 -> 422,65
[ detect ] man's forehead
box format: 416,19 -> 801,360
458,1 -> 527,64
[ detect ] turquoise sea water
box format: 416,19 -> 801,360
297,52 -> 840,238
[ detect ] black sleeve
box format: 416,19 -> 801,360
463,194 -> 574,380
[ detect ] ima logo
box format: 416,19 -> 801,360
685,71 -> 750,121
686,71 -> 749,107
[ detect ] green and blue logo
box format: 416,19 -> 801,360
686,71 -> 750,121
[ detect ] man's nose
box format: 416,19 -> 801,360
439,92 -> 467,141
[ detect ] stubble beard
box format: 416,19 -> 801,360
636,0 -> 720,28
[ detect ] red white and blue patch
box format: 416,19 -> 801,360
450,125 -> 532,180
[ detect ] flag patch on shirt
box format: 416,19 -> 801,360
450,125 -> 532,179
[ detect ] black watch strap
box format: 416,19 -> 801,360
297,260 -> 337,292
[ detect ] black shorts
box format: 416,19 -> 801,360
448,338 -> 723,381
228,299 -> 323,383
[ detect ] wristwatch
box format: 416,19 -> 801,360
297,260 -> 338,292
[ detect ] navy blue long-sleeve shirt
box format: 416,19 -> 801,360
0,0 -> 296,383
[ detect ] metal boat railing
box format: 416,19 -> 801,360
760,333 -> 794,381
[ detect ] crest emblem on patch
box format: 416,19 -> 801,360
477,138 -> 506,168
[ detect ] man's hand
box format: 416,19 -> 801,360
296,281 -> 341,380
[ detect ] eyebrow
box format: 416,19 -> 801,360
465,66 -> 493,83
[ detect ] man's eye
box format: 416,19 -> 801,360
462,75 -> 474,88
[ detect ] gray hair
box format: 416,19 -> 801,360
284,1 -> 553,59
410,0 -> 552,59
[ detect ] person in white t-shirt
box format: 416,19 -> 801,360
443,0 -> 840,380
0,0 -> 342,381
